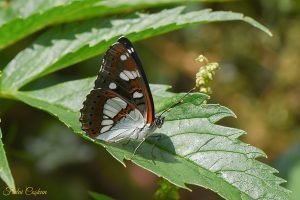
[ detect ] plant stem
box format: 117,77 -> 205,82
0,90 -> 17,100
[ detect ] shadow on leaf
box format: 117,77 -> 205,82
111,134 -> 178,163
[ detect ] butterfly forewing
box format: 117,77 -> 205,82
95,37 -> 154,121
80,37 -> 155,140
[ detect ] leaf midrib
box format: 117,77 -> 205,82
15,91 -> 78,114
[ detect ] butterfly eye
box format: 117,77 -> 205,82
156,117 -> 165,128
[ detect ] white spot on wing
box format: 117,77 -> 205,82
127,109 -> 137,121
124,70 -> 134,79
102,97 -> 126,119
120,72 -> 129,81
103,109 -> 116,118
101,120 -> 113,125
101,125 -> 112,133
120,54 -> 127,61
133,91 -> 143,98
132,71 -> 137,78
109,82 -> 117,89
104,103 -> 119,113
107,99 -> 122,110
111,97 -> 127,109
136,70 -> 141,77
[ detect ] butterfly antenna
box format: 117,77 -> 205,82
159,87 -> 196,117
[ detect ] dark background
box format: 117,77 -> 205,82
0,1 -> 299,199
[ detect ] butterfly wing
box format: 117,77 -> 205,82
80,37 -> 155,142
95,36 -> 154,122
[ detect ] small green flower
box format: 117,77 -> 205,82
195,55 -> 220,96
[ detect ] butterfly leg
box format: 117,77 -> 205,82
129,137 -> 146,160
122,138 -> 140,155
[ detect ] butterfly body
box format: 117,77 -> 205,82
80,36 -> 164,144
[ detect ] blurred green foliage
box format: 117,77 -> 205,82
0,0 -> 299,199
154,179 -> 179,200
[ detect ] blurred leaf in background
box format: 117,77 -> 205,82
0,120 -> 15,193
0,0 -> 299,199
89,191 -> 114,200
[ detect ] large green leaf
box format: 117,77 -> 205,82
0,0 -> 233,50
0,6 -> 271,91
13,78 -> 290,200
0,120 -> 15,192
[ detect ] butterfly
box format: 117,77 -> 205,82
79,36 -> 165,152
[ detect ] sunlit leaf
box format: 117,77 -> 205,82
0,0 -> 235,50
13,79 -> 290,200
0,6 -> 271,91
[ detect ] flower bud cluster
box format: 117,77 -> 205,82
195,55 -> 220,95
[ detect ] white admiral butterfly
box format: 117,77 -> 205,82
80,36 -> 165,152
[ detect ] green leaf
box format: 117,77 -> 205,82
0,120 -> 15,192
89,191 -> 114,200
0,0 -> 234,50
287,161 -> 300,200
0,6 -> 272,91
0,0 -> 95,49
12,78 -> 290,200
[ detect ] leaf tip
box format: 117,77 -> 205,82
243,16 -> 273,37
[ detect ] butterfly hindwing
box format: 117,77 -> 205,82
80,88 -> 138,138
